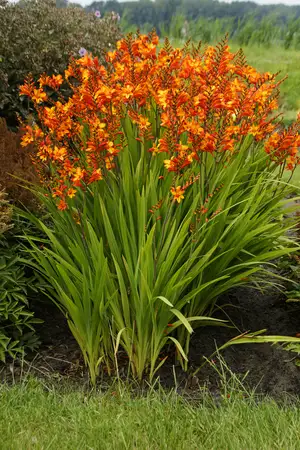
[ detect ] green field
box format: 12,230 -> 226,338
1,379 -> 300,450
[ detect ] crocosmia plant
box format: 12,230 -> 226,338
20,32 -> 299,383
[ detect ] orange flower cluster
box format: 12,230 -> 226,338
20,32 -> 300,207
264,123 -> 300,170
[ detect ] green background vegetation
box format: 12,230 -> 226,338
86,0 -> 300,50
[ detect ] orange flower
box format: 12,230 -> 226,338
171,186 -> 185,203
31,88 -> 48,104
67,188 -> 77,199
72,167 -> 85,186
149,143 -> 160,154
39,74 -> 63,90
53,146 -> 67,161
88,169 -> 103,184
58,199 -> 68,211
164,158 -> 177,172
157,90 -> 169,109
19,80 -> 34,97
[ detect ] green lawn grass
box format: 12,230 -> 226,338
1,378 -> 300,450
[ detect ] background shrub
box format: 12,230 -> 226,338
0,0 -> 121,128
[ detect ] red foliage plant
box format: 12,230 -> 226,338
0,118 -> 39,208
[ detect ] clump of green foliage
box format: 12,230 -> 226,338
0,0 -> 121,128
0,191 -> 40,362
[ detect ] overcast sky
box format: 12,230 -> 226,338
71,0 -> 300,7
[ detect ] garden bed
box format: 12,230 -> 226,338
189,287 -> 300,398
2,285 -> 300,398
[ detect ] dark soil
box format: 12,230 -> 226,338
188,287 -> 300,398
2,286 -> 300,398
